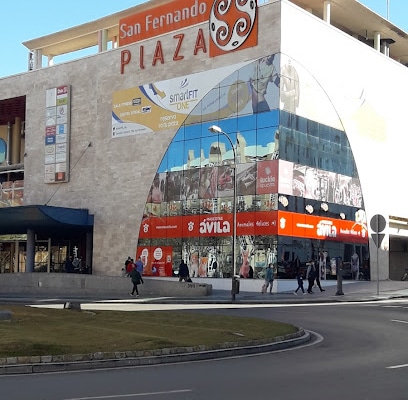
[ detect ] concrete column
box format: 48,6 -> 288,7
98,29 -> 108,52
28,52 -> 34,71
112,36 -> 118,49
47,55 -> 54,66
86,232 -> 93,273
26,229 -> 35,273
14,241 -> 19,272
323,1 -> 331,24
6,122 -> 11,165
374,31 -> 381,51
33,49 -> 42,69
11,117 -> 21,165
47,238 -> 52,273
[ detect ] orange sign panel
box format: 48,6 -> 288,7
139,211 -> 278,240
119,0 -> 212,46
119,0 -> 258,58
278,211 -> 368,244
136,246 -> 173,276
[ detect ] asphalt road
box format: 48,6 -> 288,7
1,299 -> 408,400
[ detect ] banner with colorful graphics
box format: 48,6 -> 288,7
136,245 -> 173,276
112,62 -> 252,138
278,160 -> 363,207
44,85 -> 70,183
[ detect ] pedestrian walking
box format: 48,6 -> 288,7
261,263 -> 274,294
129,267 -> 144,297
178,260 -> 190,282
125,258 -> 134,277
294,268 -> 305,295
314,259 -> 325,292
351,252 -> 360,280
306,261 -> 316,294
135,257 -> 144,274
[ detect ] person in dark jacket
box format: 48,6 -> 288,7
306,261 -> 316,294
178,260 -> 190,282
314,259 -> 325,292
129,267 -> 144,297
294,268 -> 305,295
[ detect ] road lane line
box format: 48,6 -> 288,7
391,319 -> 408,324
63,389 -> 192,399
386,364 -> 408,369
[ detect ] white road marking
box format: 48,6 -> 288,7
386,363 -> 408,369
382,305 -> 408,309
63,389 -> 192,399
391,319 -> 408,324
28,298 -> 408,312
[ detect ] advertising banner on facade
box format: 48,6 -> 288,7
44,85 -> 70,183
136,245 -> 173,276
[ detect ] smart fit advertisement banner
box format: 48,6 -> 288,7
118,0 -> 258,57
112,62 -> 250,137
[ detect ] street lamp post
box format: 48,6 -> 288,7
208,125 -> 238,300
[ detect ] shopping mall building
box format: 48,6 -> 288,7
1,0 -> 407,283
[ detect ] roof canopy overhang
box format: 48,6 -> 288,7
0,205 -> 94,235
20,0 -> 408,67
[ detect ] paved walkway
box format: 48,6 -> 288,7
1,279 -> 407,309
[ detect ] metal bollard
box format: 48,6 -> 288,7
231,275 -> 240,300
335,262 -> 344,296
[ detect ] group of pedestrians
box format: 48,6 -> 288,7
261,261 -> 327,296
294,261 -> 325,295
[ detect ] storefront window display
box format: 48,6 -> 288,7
136,54 -> 369,279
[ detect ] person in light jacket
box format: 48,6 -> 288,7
262,263 -> 274,294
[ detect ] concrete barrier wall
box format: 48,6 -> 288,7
149,276 -> 339,293
0,274 -> 212,297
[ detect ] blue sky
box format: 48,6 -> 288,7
0,0 -> 406,78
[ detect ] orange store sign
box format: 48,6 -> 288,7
119,0 -> 258,72
139,210 -> 368,244
278,211 -> 368,244
119,0 -> 210,46
139,211 -> 278,239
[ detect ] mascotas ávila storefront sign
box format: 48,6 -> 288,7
139,210 -> 368,244
119,0 -> 258,73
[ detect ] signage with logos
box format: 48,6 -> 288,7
44,85 -> 71,183
119,0 -> 258,73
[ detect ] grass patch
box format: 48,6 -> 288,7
0,305 -> 297,358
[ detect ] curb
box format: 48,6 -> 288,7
0,329 -> 309,375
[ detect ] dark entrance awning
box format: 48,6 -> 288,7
0,205 -> 94,235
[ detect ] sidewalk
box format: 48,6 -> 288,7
136,279 -> 408,306
1,280 -> 407,307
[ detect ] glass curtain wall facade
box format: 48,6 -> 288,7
137,53 -> 369,280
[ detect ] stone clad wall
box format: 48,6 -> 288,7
0,2 -> 280,276
0,273 -> 212,297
